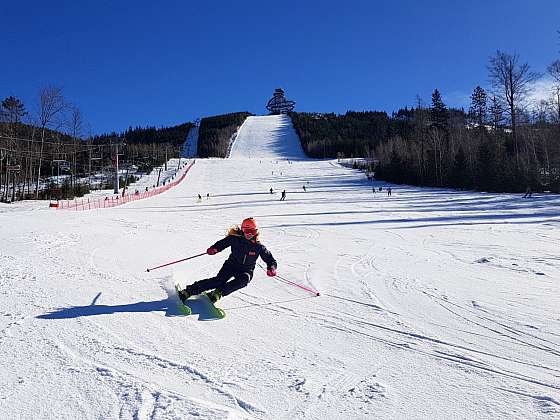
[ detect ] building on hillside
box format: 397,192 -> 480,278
266,88 -> 296,114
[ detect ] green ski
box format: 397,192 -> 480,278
202,292 -> 226,319
174,285 -> 225,319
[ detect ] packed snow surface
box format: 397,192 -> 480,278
1,115 -> 559,419
229,114 -> 306,160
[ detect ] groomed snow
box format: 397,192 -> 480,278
229,114 -> 307,160
1,116 -> 559,419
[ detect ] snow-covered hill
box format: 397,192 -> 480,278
229,114 -> 307,160
1,116 -> 559,419
182,125 -> 199,158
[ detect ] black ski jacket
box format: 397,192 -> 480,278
211,234 -> 277,273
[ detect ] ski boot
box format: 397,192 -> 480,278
206,289 -> 222,304
177,287 -> 192,303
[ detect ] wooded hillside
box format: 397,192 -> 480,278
197,112 -> 252,157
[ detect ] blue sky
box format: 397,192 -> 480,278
2,0 -> 559,134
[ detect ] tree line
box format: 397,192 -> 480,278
92,123 -> 194,146
290,47 -> 560,193
376,49 -> 559,193
0,87 -> 194,202
197,112 -> 252,157
3,42 -> 558,200
290,111 -> 389,159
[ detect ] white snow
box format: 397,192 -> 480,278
182,125 -> 199,158
229,114 -> 307,160
1,116 -> 559,419
74,158 -> 188,202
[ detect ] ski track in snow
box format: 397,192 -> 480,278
1,115 -> 560,419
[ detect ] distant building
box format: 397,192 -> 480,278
266,88 -> 296,114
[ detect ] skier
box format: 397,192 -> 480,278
302,185 -> 306,192
280,190 -> 286,201
270,187 -> 273,194
177,218 -> 277,303
387,187 -> 392,196
523,186 -> 532,198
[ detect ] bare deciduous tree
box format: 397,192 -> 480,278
36,86 -> 65,198
547,61 -> 560,123
548,60 -> 560,84
488,50 -> 540,167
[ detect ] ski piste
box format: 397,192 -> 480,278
174,284 -> 226,319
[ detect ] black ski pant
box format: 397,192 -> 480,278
187,261 -> 252,297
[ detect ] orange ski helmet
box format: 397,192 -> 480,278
241,217 -> 259,236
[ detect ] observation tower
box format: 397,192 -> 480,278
265,88 -> 295,114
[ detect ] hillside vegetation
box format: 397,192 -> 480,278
290,111 -> 389,159
197,112 -> 252,158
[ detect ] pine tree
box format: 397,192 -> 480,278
476,139 -> 499,191
468,86 -> 487,127
1,96 -> 27,124
429,89 -> 449,131
450,147 -> 468,189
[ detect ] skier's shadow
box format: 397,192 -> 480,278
36,292 -> 220,320
36,298 -> 173,319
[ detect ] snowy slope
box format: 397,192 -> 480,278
229,114 -> 307,160
1,116 -> 560,419
182,126 -> 199,158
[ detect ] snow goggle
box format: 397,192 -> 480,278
242,228 -> 258,237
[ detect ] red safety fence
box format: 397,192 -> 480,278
56,161 -> 195,211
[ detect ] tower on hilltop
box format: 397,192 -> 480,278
266,88 -> 296,114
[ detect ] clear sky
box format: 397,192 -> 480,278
2,0 -> 559,135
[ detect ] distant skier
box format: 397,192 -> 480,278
523,186 -> 532,198
206,193 -> 210,199
177,218 -> 277,303
270,187 -> 273,194
387,187 -> 392,196
280,190 -> 286,201
197,194 -> 202,200
372,186 -> 376,195
302,185 -> 306,192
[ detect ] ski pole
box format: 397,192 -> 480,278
259,264 -> 320,296
146,252 -> 206,272
273,275 -> 321,296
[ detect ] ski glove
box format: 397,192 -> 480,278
267,267 -> 277,277
207,247 -> 218,255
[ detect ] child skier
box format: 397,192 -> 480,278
177,218 -> 277,303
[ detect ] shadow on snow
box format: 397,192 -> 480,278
36,296 -> 181,319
